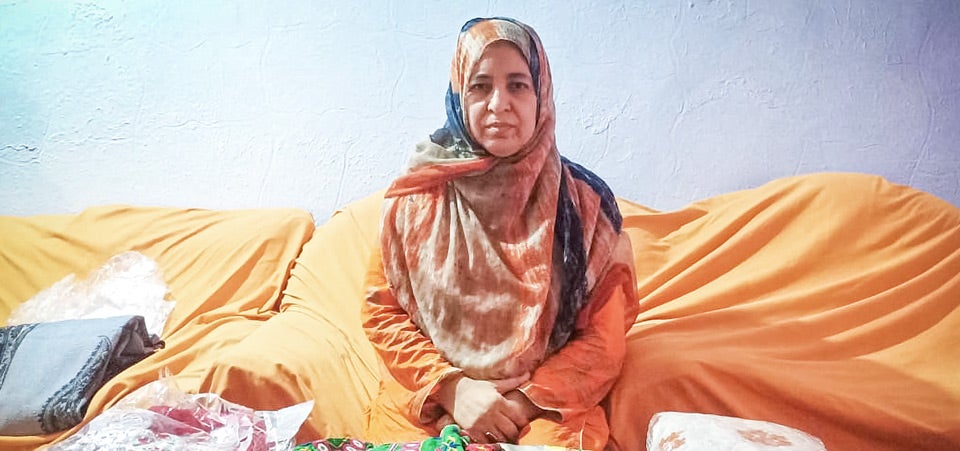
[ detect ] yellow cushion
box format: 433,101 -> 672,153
0,205 -> 314,330
194,190 -> 386,442
607,173 -> 960,450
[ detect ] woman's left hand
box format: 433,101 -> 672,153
434,374 -> 529,443
502,390 -> 543,424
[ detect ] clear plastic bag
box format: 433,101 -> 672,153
49,374 -> 314,451
7,251 -> 175,337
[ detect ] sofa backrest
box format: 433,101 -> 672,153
0,206 -> 315,331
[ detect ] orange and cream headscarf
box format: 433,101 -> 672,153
381,17 -> 628,380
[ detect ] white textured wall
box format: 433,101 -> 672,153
2,1 -> 958,221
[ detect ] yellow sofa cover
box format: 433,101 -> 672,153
1,172 -> 958,450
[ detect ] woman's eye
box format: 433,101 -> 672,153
469,83 -> 490,93
509,82 -> 530,91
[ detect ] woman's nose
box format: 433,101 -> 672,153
487,87 -> 510,112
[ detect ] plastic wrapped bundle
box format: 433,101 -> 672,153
647,412 -> 827,451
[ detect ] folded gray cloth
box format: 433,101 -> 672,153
0,315 -> 163,435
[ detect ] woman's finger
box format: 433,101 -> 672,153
493,413 -> 521,444
491,371 -> 530,393
436,413 -> 454,430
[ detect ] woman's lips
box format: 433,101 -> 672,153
485,123 -> 515,132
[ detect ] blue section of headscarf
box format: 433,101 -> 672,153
430,87 -> 477,151
430,17 -> 542,151
549,173 -> 588,351
562,156 -> 623,232
548,157 -> 624,351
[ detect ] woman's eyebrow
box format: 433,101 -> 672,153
471,73 -> 531,81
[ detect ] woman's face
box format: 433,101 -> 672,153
464,41 -> 538,158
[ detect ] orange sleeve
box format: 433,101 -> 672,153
361,244 -> 461,422
520,260 -> 637,421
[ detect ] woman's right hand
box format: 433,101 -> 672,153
435,373 -> 530,443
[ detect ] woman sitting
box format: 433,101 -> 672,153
361,17 -> 638,448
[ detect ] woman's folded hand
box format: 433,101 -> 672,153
434,373 -> 531,443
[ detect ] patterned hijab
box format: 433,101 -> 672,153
380,17 -> 625,380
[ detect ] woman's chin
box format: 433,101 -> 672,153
482,140 -> 523,157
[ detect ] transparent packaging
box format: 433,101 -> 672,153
49,374 -> 313,451
7,251 -> 175,337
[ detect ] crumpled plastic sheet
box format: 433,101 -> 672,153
49,374 -> 314,451
6,251 -> 175,337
